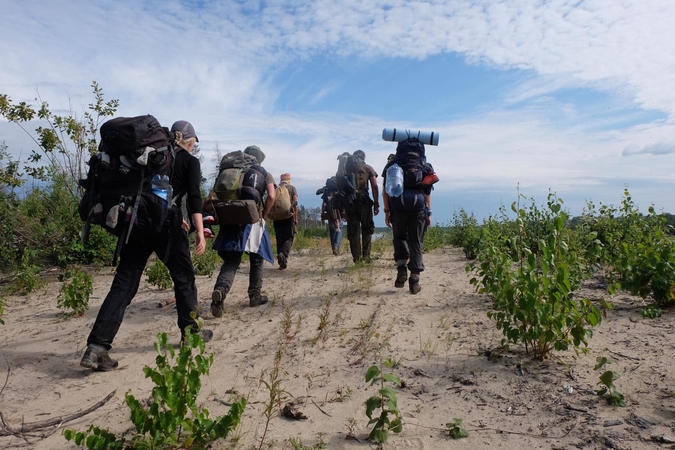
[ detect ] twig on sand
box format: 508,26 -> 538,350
607,349 -> 641,361
0,390 -> 117,437
311,399 -> 331,417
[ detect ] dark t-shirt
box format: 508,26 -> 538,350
172,147 -> 203,215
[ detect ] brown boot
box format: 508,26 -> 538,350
80,344 -> 118,371
409,276 -> 422,295
395,265 -> 408,288
249,293 -> 269,307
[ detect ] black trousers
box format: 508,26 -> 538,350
87,225 -> 198,349
273,217 -> 295,258
391,208 -> 426,273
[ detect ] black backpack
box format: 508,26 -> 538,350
78,115 -> 175,263
394,138 -> 427,188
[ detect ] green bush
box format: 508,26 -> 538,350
450,209 -> 481,259
64,331 -> 247,449
10,249 -> 43,295
424,223 -> 453,252
193,246 -> 219,277
145,259 -> 173,290
577,190 -> 675,306
469,193 -> 608,359
57,266 -> 93,316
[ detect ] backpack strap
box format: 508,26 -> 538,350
124,167 -> 145,244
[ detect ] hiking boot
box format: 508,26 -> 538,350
332,246 -> 340,256
183,328 -> 214,346
409,278 -> 422,295
210,288 -> 226,318
395,266 -> 408,288
278,253 -> 287,270
80,344 -> 118,371
249,294 -> 269,307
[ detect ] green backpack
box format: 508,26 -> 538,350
214,150 -> 258,201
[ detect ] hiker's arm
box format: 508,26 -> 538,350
370,175 -> 379,216
262,183 -> 276,220
186,158 -> 205,254
192,212 -> 206,255
292,194 -> 298,224
382,192 -> 392,228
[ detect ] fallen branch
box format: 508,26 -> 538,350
607,349 -> 641,361
0,390 -> 117,437
311,399 -> 331,417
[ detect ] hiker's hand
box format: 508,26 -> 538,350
425,215 -> 431,228
385,211 -> 392,228
373,205 -> 380,216
195,231 -> 206,255
181,220 -> 190,232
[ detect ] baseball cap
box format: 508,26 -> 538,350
171,120 -> 199,142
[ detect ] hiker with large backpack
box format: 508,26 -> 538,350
210,145 -> 276,316
268,173 -> 298,269
80,119 -> 212,371
381,137 -> 438,295
338,149 -> 379,263
316,176 -> 345,256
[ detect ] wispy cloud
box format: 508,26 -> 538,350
2,0 -> 675,221
623,142 -> 675,156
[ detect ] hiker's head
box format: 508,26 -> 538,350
244,145 -> 266,164
353,149 -> 366,160
280,173 -> 291,184
171,120 -> 199,150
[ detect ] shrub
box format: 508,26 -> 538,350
145,258 -> 173,290
450,209 -> 481,259
193,246 -> 219,277
57,266 -> 93,316
469,193 -> 608,359
64,330 -> 247,449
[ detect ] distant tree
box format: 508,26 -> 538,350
298,205 -> 322,229
0,81 -> 118,194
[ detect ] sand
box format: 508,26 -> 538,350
1,244 -> 674,449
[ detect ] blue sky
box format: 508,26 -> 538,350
2,0 -> 675,226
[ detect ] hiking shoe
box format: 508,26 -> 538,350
332,246 -> 339,256
250,294 -> 269,307
80,344 -> 118,371
278,253 -> 287,270
409,279 -> 422,295
211,289 -> 225,318
395,266 -> 408,288
183,329 -> 214,346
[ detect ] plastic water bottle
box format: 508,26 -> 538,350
151,174 -> 170,200
385,164 -> 404,197
151,174 -> 172,219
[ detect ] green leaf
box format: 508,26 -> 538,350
365,365 -> 381,383
365,396 -> 382,419
382,373 -> 401,386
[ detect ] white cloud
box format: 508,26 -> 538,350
2,0 -> 675,219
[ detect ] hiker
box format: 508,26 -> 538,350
210,145 -> 275,316
271,173 -> 298,269
381,138 -> 435,294
80,120 -> 211,371
317,176 -> 344,255
342,149 -> 379,263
